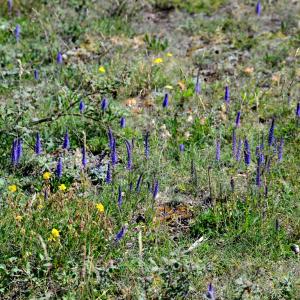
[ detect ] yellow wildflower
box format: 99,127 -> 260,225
96,203 -> 105,213
153,57 -> 163,64
98,66 -> 106,73
165,85 -> 173,90
43,172 -> 51,180
48,228 -> 60,242
37,204 -> 43,210
58,184 -> 66,191
8,184 -> 17,192
166,52 -> 173,57
15,215 -> 23,222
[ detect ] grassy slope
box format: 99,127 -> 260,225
0,0 -> 299,299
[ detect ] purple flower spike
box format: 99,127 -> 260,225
11,139 -> 18,166
125,140 -> 132,170
105,162 -> 112,184
144,132 -> 150,159
101,98 -> 108,111
120,117 -> 126,128
296,102 -> 300,118
16,138 -> 22,164
206,283 -> 215,300
232,129 -> 236,156
108,127 -> 114,149
82,145 -> 87,168
224,86 -> 230,104
14,24 -> 20,42
235,111 -> 241,127
256,166 -> 261,187
153,179 -> 159,200
256,1 -> 261,16
236,139 -> 242,161
34,69 -> 39,80
136,174 -> 143,192
56,157 -> 63,178
195,74 -> 201,95
278,138 -> 284,162
179,144 -> 185,152
244,138 -> 251,166
111,138 -> 117,166
115,226 -> 126,242
162,93 -> 169,108
35,132 -> 42,155
215,139 -> 221,161
118,185 -> 122,209
79,100 -> 85,114
8,0 -> 13,11
56,52 -> 63,64
268,118 -> 275,146
63,131 -> 70,150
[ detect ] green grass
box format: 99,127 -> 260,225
0,0 -> 300,299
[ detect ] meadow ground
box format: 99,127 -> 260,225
0,0 -> 300,299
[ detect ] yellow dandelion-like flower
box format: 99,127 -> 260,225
58,184 -> 66,191
8,184 -> 17,192
43,172 -> 51,180
15,215 -> 23,222
166,52 -> 173,57
96,203 -> 105,213
48,228 -> 60,242
165,85 -> 173,90
98,66 -> 106,73
153,57 -> 163,64
37,204 -> 43,210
